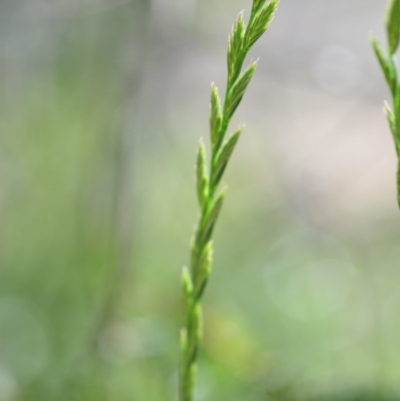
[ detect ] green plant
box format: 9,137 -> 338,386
371,0 -> 400,207
179,1 -> 279,400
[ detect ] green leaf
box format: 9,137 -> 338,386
225,61 -> 257,119
211,126 -> 243,187
196,139 -> 209,209
192,240 -> 212,275
246,0 -> 278,49
228,12 -> 246,83
186,364 -> 197,401
197,187 -> 226,247
187,305 -> 202,363
182,267 -> 193,301
387,0 -> 400,55
180,328 -> 189,360
193,242 -> 213,300
371,34 -> 396,94
384,101 -> 400,155
252,0 -> 267,14
209,84 -> 222,149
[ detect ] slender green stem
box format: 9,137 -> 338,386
179,2 -> 279,400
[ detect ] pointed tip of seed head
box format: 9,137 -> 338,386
369,31 -> 378,42
271,0 -> 280,9
211,82 -> 219,93
220,183 -> 229,193
383,100 -> 391,112
247,59 -> 259,71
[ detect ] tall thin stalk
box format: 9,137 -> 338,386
371,0 -> 400,207
179,1 -> 279,400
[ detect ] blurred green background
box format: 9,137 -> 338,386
1,0 -> 400,400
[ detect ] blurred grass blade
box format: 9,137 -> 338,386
384,102 -> 400,155
371,34 -> 396,94
387,0 -> 400,54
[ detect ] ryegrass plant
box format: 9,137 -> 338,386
371,0 -> 400,207
179,1 -> 278,400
